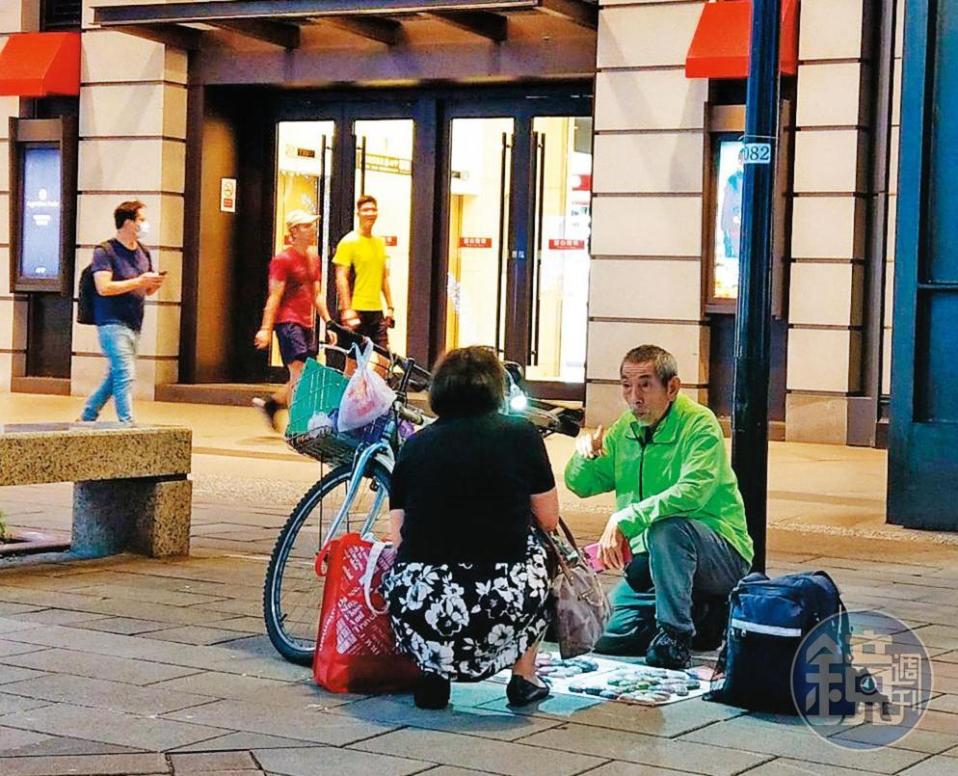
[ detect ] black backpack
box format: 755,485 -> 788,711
707,570 -> 856,715
77,241 -> 151,325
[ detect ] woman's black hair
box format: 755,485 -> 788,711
429,346 -> 506,418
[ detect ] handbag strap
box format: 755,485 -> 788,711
555,517 -> 581,552
540,522 -> 578,582
542,519 -> 608,601
360,540 -> 390,615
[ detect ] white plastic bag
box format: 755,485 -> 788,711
337,341 -> 396,432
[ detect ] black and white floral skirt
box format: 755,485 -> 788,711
382,531 -> 551,681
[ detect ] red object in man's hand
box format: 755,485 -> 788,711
584,538 -> 633,572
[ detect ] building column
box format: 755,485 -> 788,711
0,3 -> 31,391
71,3 -> 188,402
785,0 -> 872,443
586,0 -> 708,426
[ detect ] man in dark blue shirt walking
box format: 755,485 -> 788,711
79,200 -> 165,424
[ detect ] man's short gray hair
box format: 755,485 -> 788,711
621,345 -> 679,385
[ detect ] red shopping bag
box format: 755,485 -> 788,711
313,532 -> 420,693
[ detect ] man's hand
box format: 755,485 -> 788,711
341,309 -> 360,330
139,272 -> 164,293
253,328 -> 271,350
575,424 -> 605,459
384,308 -> 395,329
324,326 -> 338,345
598,515 -> 626,571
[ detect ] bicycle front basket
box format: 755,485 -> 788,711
287,410 -> 392,465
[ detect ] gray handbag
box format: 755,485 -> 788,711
542,519 -> 612,659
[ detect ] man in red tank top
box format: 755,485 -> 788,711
253,210 -> 334,430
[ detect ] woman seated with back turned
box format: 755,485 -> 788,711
383,346 -> 559,710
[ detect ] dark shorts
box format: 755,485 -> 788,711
355,311 -> 389,349
275,322 -> 317,366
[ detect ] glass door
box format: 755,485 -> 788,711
444,118 -> 513,354
270,120 -> 335,372
264,111 -> 416,382
352,119 -> 414,354
442,112 -> 591,395
257,90 -> 591,391
526,116 -> 592,385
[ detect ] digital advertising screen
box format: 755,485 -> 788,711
18,145 -> 63,281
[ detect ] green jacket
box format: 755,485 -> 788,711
564,394 -> 753,564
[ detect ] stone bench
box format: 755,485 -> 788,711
0,423 -> 192,558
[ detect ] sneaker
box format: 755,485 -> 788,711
645,626 -> 692,670
506,674 -> 550,707
413,672 -> 451,710
252,397 -> 280,431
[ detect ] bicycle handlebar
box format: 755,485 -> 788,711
325,320 -> 580,438
396,402 -> 425,426
326,320 -> 432,387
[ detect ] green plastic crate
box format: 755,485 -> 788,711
286,359 -> 349,438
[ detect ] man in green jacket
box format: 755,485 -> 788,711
565,345 -> 753,669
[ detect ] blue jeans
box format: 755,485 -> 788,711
81,323 -> 139,423
595,518 -> 750,654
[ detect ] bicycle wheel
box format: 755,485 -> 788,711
263,461 -> 392,665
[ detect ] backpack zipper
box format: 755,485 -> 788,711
731,587 -> 824,639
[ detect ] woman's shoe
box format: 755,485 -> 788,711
414,672 -> 451,710
506,674 -> 550,707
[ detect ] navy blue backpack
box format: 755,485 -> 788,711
708,570 -> 856,715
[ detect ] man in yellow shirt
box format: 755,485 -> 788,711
333,195 -> 395,348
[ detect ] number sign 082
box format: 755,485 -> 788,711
743,142 -> 772,165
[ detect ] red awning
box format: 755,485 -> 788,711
685,0 -> 799,80
0,32 -> 81,97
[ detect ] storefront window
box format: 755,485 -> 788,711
712,136 -> 744,301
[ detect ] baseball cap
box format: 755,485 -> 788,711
285,209 -> 320,230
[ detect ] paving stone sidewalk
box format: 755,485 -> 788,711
1,393 -> 957,775
1,483 -> 957,776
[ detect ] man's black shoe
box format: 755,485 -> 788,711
645,627 -> 692,670
692,598 -> 729,652
413,672 -> 451,710
506,675 -> 550,707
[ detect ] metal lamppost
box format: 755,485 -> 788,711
731,0 -> 782,573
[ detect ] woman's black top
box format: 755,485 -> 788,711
390,412 -> 555,564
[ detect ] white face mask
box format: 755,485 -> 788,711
136,220 -> 151,236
